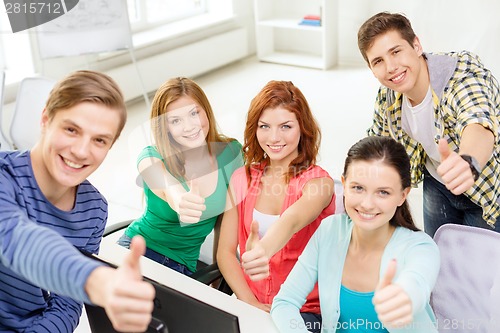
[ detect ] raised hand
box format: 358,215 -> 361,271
246,219 -> 261,252
87,236 -> 155,332
241,221 -> 270,281
436,138 -> 475,195
178,178 -> 206,223
373,259 -> 412,328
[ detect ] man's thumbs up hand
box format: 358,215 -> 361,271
436,138 -> 476,195
88,236 -> 155,332
438,138 -> 451,162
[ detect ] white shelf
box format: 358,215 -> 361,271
257,19 -> 324,32
254,0 -> 337,70
259,51 -> 325,70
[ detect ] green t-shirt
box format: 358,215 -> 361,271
125,140 -> 243,272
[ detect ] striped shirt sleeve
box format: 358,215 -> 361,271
0,207 -> 103,304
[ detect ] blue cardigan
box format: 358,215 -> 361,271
271,214 -> 440,333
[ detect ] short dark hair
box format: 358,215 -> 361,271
343,136 -> 419,231
358,12 -> 417,65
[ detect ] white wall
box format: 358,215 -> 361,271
2,0 -> 255,105
4,1 -> 500,103
1,1 -> 255,141
336,0 -> 500,77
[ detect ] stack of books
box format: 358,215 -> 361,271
298,14 -> 321,27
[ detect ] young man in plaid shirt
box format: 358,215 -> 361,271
358,12 -> 500,237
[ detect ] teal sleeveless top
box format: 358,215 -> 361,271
337,285 -> 388,332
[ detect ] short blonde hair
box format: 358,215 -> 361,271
45,70 -> 127,142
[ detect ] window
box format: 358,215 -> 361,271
0,0 -> 233,85
0,10 -> 34,83
127,0 -> 208,32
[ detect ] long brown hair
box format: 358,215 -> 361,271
243,80 -> 320,183
358,12 -> 417,65
150,77 -> 232,179
343,136 -> 418,231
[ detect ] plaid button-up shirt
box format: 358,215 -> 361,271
368,51 -> 500,226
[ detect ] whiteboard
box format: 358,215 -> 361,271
37,0 -> 132,58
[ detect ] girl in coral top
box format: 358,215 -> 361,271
217,80 -> 336,332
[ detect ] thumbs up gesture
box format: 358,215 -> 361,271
241,221 -> 270,281
87,236 -> 155,332
178,178 -> 206,224
373,259 -> 413,328
246,219 -> 261,252
436,138 -> 475,195
437,138 -> 452,161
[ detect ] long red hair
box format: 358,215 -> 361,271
243,81 -> 321,183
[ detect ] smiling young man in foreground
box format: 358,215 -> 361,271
0,70 -> 154,332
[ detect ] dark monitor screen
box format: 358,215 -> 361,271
82,252 -> 240,333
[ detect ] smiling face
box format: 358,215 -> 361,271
342,159 -> 409,232
366,30 -> 428,103
166,95 -> 209,150
256,106 -> 301,168
32,102 -> 121,192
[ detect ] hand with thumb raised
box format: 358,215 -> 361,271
120,235 -> 147,279
178,177 -> 206,224
246,219 -> 260,252
373,259 -> 412,329
438,138 -> 451,162
436,138 -> 475,195
241,221 -> 270,281
86,236 -> 155,332
376,258 -> 397,291
189,178 -> 201,196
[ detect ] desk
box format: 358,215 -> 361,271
98,242 -> 279,333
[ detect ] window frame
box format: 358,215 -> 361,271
0,0 -> 237,97
127,0 -> 209,33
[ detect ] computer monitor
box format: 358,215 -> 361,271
82,252 -> 240,333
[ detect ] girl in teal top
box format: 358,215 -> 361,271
118,77 -> 243,274
271,136 -> 440,332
